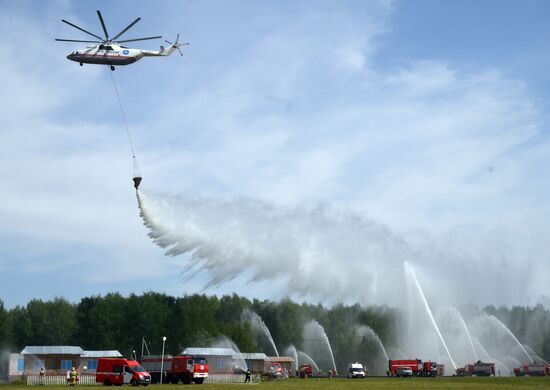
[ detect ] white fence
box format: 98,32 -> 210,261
27,373 -> 260,385
27,374 -> 96,386
205,373 -> 260,383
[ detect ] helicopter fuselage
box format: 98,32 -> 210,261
66,42 -> 176,67
67,44 -> 143,66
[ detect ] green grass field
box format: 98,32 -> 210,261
3,377 -> 550,390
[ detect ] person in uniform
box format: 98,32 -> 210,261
69,367 -> 78,386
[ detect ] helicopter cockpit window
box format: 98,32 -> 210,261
98,44 -> 104,50
104,46 -> 114,51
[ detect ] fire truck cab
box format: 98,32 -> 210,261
96,358 -> 151,386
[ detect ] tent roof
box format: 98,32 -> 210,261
240,353 -> 268,360
182,347 -> 236,356
21,346 -> 84,355
82,350 -> 123,358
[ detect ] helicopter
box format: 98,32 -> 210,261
55,10 -> 187,70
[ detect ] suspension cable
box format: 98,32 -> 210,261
108,69 -> 136,158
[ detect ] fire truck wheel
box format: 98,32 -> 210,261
103,379 -> 112,386
130,379 -> 138,386
182,376 -> 191,385
193,378 -> 205,384
170,377 -> 179,384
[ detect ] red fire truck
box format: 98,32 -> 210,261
388,359 -> 438,377
513,364 -> 550,377
299,364 -> 313,378
96,357 -> 151,386
457,361 -> 495,376
140,355 -> 208,384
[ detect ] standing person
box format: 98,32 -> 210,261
244,369 -> 251,383
69,367 -> 78,386
39,367 -> 45,385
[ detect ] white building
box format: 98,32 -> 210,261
8,346 -> 122,381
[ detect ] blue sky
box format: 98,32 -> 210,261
1,0 -> 549,308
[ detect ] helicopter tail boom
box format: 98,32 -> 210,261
142,34 -> 188,57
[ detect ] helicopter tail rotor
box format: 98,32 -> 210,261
165,34 -> 189,56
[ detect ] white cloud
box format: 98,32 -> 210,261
0,1 -> 549,307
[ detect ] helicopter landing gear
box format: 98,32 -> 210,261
110,65 -> 115,71
79,62 -> 83,66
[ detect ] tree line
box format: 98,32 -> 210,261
0,293 -> 549,368
0,293 -> 397,359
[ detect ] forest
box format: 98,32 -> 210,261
1,293 -> 549,374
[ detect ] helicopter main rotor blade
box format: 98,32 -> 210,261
111,17 -> 141,41
55,38 -> 102,43
96,10 -> 109,40
116,36 -> 162,43
61,19 -> 104,41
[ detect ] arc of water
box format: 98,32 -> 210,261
472,337 -> 492,362
523,344 -> 549,365
297,351 -> 320,372
303,320 -> 337,370
448,307 -> 478,361
284,345 -> 299,372
210,335 -> 248,372
357,325 -> 389,361
459,313 -> 478,362
242,309 -> 279,356
480,313 -> 531,362
405,262 -> 457,371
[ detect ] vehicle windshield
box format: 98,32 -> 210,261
351,368 -> 362,372
194,357 -> 207,364
131,365 -> 146,372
